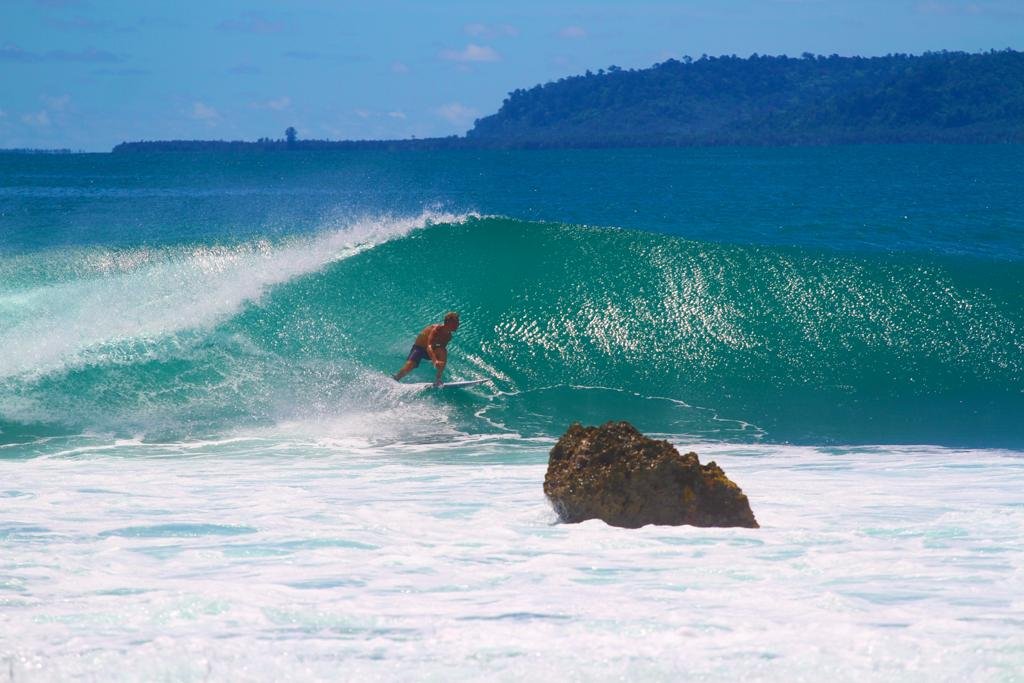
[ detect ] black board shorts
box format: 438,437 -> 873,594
406,345 -> 429,366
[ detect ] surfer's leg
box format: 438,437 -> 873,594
393,360 -> 415,381
394,346 -> 425,381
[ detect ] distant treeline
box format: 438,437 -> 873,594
112,136 -> 470,153
113,49 -> 1024,153
1,148 -> 75,154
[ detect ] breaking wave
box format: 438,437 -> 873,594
1,215 -> 1022,447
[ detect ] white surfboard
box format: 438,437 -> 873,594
410,379 -> 489,390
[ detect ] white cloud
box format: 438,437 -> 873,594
320,124 -> 347,139
915,1 -> 969,14
22,110 -> 51,127
252,96 -> 291,111
559,25 -> 587,39
190,101 -> 220,122
551,55 -> 576,70
388,111 -> 407,119
45,15 -> 114,31
229,64 -> 261,75
439,43 -> 500,63
913,0 -> 1020,14
217,12 -> 284,34
435,102 -> 479,127
464,23 -> 518,39
0,43 -> 122,63
354,108 -> 371,119
42,94 -> 71,110
391,61 -> 410,74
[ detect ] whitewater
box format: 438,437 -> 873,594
2,146 -> 1023,680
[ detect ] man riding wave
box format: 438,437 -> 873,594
392,311 -> 460,386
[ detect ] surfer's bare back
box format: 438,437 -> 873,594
393,311 -> 460,386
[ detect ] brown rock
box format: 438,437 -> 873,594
544,421 -> 758,529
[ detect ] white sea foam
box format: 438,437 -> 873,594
263,370 -> 470,449
2,438 -> 1022,681
0,211 -> 473,380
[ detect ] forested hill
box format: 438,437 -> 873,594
466,50 -> 1024,147
113,50 -> 1024,153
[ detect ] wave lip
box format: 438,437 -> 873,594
2,214 -> 1022,448
0,210 -> 473,380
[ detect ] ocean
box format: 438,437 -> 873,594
2,145 -> 1023,680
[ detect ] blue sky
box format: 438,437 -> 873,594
2,0 -> 1022,151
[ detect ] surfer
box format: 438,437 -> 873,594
393,312 -> 460,386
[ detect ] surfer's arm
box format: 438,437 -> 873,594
425,327 -> 447,385
425,327 -> 442,365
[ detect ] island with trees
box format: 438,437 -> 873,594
112,49 -> 1024,153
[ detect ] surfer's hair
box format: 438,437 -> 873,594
444,311 -> 460,324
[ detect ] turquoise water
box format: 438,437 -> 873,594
2,146 -> 1022,447
2,146 -> 1023,680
